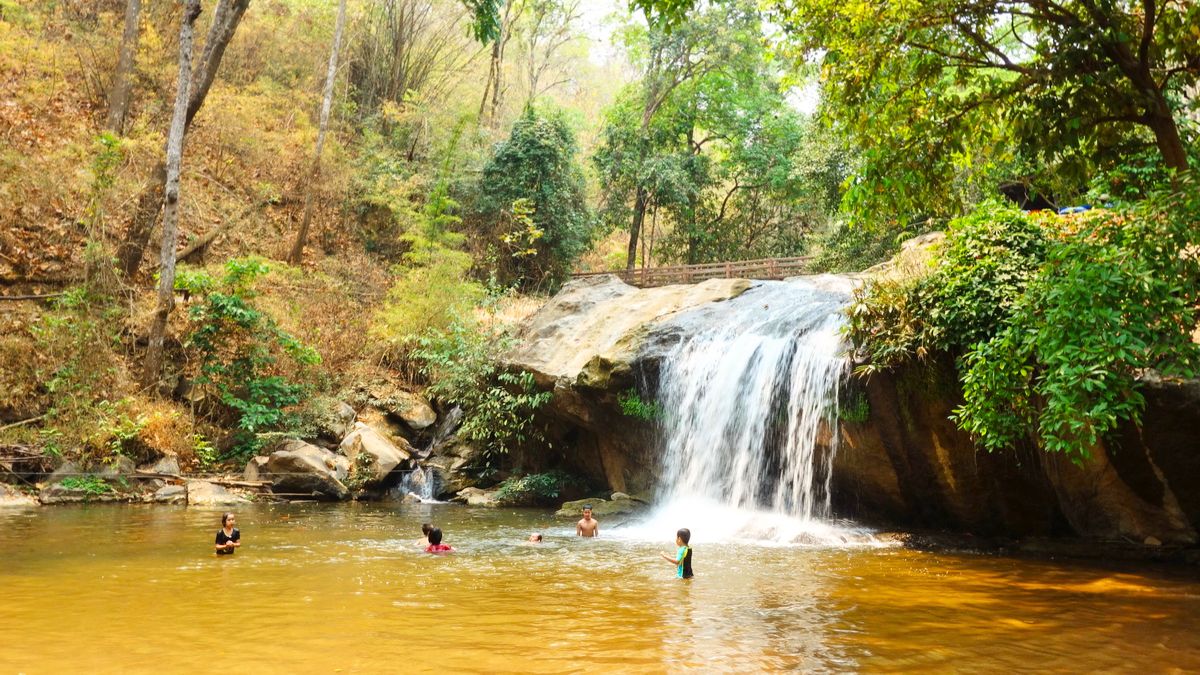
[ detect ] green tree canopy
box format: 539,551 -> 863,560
474,106 -> 594,289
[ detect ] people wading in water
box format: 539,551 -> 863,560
215,512 -> 241,555
576,505 -> 599,537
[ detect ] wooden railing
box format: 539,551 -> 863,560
571,256 -> 814,288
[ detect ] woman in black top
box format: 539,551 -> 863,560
215,512 -> 240,555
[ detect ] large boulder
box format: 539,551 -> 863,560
151,484 -> 188,504
305,397 -> 358,448
243,456 -> 270,482
267,440 -> 350,500
186,480 -> 249,506
454,487 -> 500,507
554,496 -> 648,519
138,455 -> 181,476
0,484 -> 37,507
340,422 -> 411,486
367,384 -> 437,431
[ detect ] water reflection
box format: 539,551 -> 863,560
0,504 -> 1197,673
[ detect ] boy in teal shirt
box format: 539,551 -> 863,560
660,528 -> 694,578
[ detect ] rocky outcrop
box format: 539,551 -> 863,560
555,494 -> 649,519
186,480 -> 248,506
835,359 -> 1200,545
266,440 -> 350,500
340,422 -> 411,486
0,483 -> 37,507
365,383 -> 437,432
506,273 -> 1200,546
454,487 -> 500,506
151,484 -> 188,504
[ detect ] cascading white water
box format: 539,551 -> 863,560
625,277 -> 874,545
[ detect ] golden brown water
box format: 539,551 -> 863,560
1,504 -> 1197,673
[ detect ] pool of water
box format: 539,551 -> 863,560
1,503 -> 1197,673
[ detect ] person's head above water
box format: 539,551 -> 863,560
676,528 -> 691,546
582,505 -> 593,518
421,523 -> 433,536
528,532 -> 542,543
221,512 -> 236,529
428,527 -> 443,545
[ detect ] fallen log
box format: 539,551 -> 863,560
133,471 -> 271,488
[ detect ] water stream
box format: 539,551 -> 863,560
638,278 -> 858,544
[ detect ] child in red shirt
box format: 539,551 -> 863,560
425,527 -> 453,553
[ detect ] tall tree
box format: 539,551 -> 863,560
594,2 -> 763,269
288,0 -> 349,264
477,0 -> 525,127
143,0 -> 202,388
519,0 -> 581,104
105,0 -> 141,134
117,0 -> 251,277
473,106 -> 593,287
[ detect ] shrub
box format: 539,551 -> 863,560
185,257 -> 321,459
846,202 -> 1047,371
60,476 -> 113,497
955,184 -> 1200,460
494,470 -> 581,506
412,317 -> 552,471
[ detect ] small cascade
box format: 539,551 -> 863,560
635,277 -> 866,544
396,465 -> 439,503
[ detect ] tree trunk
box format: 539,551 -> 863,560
1146,108 -> 1190,174
117,0 -> 251,277
478,38 -> 501,125
105,0 -> 141,134
288,0 -> 347,264
142,0 -> 202,390
626,186 -> 647,271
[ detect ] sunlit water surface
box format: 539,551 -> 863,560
1,504 -> 1198,673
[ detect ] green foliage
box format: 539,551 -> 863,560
193,435 -> 219,470
474,106 -> 594,289
595,2 -> 846,267
88,399 -> 146,458
373,120 -> 484,362
186,258 -> 321,459
851,179 -> 1200,460
917,203 -> 1048,350
955,185 -> 1200,460
494,470 -> 581,506
412,317 -> 552,468
59,476 -> 113,496
772,0 -> 1199,227
617,388 -> 663,422
839,388 -> 870,425
846,202 -> 1048,372
31,286 -> 124,422
173,266 -> 216,296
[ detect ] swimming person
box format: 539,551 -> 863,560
528,532 -> 543,543
215,512 -> 241,555
576,505 -> 599,537
425,527 -> 453,553
659,528 -> 693,579
419,522 -> 433,547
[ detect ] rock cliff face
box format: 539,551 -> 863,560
508,274 -> 1200,545
507,275 -> 753,494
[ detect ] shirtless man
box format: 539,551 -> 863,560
576,505 -> 599,537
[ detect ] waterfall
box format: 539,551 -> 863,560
635,278 -> 857,543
